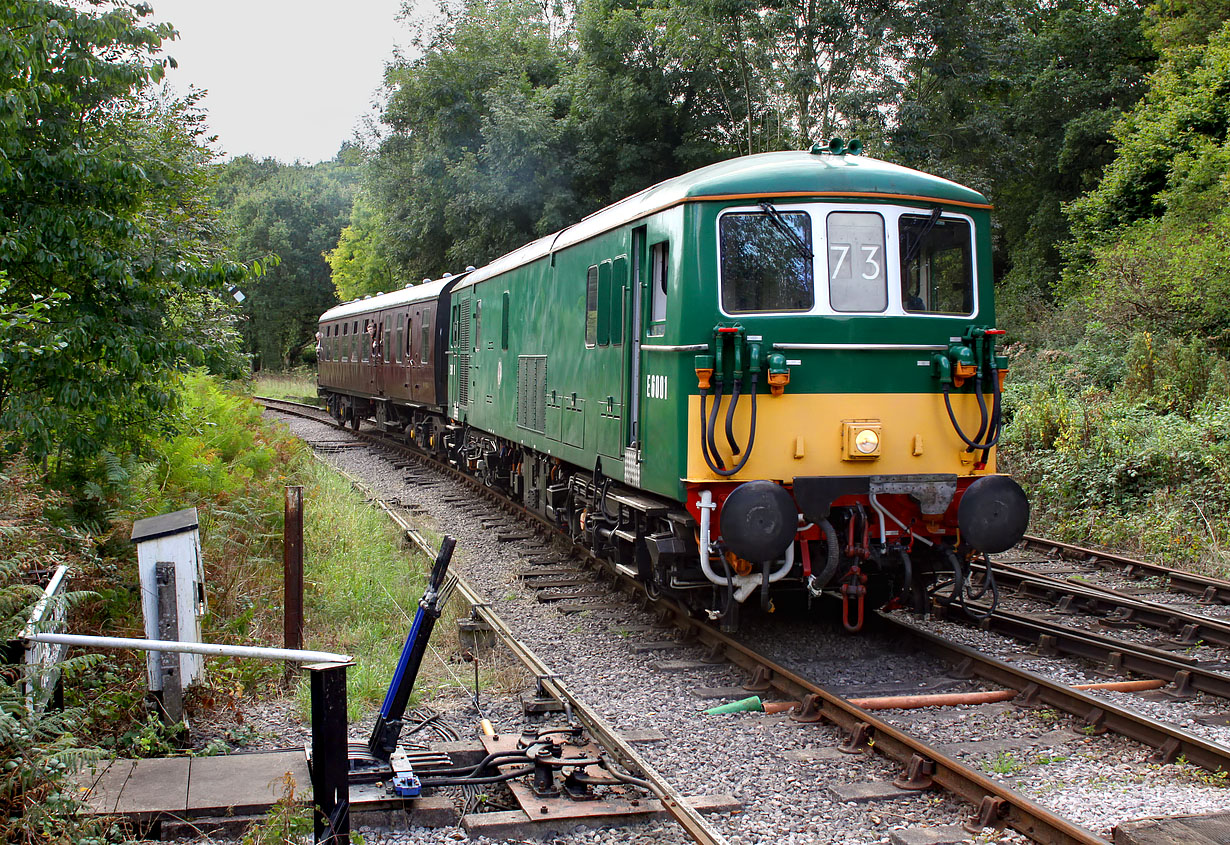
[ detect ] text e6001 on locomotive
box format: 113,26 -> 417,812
316,142 -> 1030,630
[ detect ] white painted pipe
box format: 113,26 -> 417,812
698,489 -> 721,585
25,632 -> 351,665
698,489 -> 796,603
869,492 -> 934,548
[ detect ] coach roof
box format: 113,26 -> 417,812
319,276 -> 463,323
454,151 -> 990,291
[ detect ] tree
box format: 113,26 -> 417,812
891,0 -> 1155,329
325,190 -> 397,302
216,157 -> 357,369
1063,14 -> 1230,339
0,0 -> 252,465
370,0 -> 580,277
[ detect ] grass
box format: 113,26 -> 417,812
252,367 -> 319,404
293,457 -> 528,720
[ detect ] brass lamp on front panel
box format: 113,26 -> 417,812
842,420 -> 882,460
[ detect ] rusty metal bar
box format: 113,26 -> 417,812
888,614 -> 1230,776
953,603 -> 1230,701
285,486 -> 305,657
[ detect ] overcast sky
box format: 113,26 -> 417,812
148,1 -> 421,163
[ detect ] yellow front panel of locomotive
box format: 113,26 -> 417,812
684,392 -> 997,482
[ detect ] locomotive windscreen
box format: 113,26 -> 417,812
719,209 -> 814,313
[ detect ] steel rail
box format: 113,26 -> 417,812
643,602 -> 1108,844
948,602 -> 1230,701
981,560 -> 1230,648
882,612 -> 1230,776
324,464 -> 728,845
1020,535 -> 1230,605
263,397 -> 1110,843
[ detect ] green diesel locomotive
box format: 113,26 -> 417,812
318,142 -> 1029,630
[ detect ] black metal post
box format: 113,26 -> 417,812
309,661 -> 349,845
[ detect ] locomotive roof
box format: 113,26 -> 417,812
319,276 -> 462,323
454,151 -> 990,291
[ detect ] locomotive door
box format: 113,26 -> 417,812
591,257 -> 627,461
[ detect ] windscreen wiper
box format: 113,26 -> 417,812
758,201 -> 813,260
902,206 -> 943,268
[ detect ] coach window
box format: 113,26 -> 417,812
900,213 -> 974,315
585,265 -> 599,347
720,209 -> 813,313
353,320 -> 360,362
362,319 -> 370,362
341,322 -> 349,362
827,211 -> 887,313
395,313 -> 405,363
648,242 -> 668,336
422,322 -> 430,364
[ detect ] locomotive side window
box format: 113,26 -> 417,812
827,212 -> 887,313
899,214 -> 974,315
585,265 -> 599,347
720,210 -> 814,313
649,242 -> 668,334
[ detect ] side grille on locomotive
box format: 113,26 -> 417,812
517,355 -> 547,433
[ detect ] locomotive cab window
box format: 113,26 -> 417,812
720,208 -> 814,313
827,211 -> 886,313
899,213 -> 974,315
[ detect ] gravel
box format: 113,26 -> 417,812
202,407 -> 1230,845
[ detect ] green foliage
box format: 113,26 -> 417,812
324,191 -> 396,301
215,156 -> 357,369
0,473 -> 124,844
0,1 -> 253,466
892,0 -> 1155,331
124,372 -> 309,647
240,773 -> 313,845
293,460 -> 431,718
1063,17 -> 1230,339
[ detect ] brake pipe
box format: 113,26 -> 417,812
724,332 -> 744,455
701,373 -> 759,477
868,492 -> 934,548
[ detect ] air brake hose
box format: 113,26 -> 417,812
706,378 -> 726,470
971,372 -> 989,447
702,374 -> 759,477
724,380 -> 742,456
807,519 -> 841,592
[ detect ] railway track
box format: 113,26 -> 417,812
258,395 -> 1230,844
